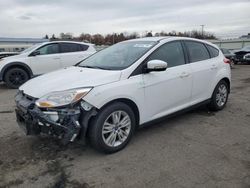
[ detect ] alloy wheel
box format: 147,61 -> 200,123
216,84 -> 228,107
102,110 -> 131,147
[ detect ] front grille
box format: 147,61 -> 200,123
16,90 -> 36,110
235,54 -> 244,61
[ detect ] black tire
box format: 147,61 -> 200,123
208,80 -> 229,111
89,102 -> 136,153
4,68 -> 29,89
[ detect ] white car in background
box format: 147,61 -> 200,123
15,37 -> 231,153
0,41 -> 96,88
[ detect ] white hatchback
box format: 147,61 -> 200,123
15,37 -> 231,153
0,41 -> 96,88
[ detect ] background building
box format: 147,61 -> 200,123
209,38 -> 250,50
0,37 -> 49,52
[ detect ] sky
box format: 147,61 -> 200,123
0,0 -> 250,39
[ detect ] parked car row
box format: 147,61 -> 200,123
0,52 -> 19,59
220,46 -> 250,65
0,41 -> 96,88
234,46 -> 250,64
14,37 -> 231,153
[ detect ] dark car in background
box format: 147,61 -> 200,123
0,52 -> 19,59
234,45 -> 250,64
220,48 -> 235,62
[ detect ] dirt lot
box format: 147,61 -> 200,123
0,65 -> 249,188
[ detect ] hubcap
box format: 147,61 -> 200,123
9,71 -> 26,86
216,84 -> 228,107
102,110 -> 131,147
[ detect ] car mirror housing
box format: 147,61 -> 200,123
146,60 -> 168,72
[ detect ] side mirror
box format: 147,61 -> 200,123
30,50 -> 40,56
146,60 -> 168,72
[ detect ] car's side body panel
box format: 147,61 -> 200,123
0,41 -> 96,78
84,37 -> 231,125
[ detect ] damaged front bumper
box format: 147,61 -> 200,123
15,91 -> 96,145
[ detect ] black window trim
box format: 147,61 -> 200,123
130,40 -> 187,77
28,42 -> 59,56
182,40 -> 211,63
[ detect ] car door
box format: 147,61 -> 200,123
142,41 -> 192,122
183,41 -> 216,104
29,43 -> 61,75
59,43 -> 89,68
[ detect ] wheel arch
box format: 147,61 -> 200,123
221,77 -> 230,93
210,77 -> 231,99
1,62 -> 33,81
98,98 -> 140,127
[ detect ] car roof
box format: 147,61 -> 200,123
126,36 -> 218,48
127,36 -> 210,43
42,41 -> 94,46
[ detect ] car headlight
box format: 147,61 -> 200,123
35,88 -> 92,108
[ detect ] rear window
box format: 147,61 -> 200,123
60,43 -> 88,53
185,41 -> 210,62
207,45 -> 219,57
81,44 -> 89,51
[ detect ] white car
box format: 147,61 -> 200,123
0,41 -> 96,88
15,37 -> 231,153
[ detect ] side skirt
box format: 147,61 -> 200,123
139,99 -> 211,128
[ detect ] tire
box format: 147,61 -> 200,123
4,68 -> 29,89
208,80 -> 229,111
89,102 -> 136,153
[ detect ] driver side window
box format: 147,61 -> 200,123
36,44 -> 59,55
147,41 -> 186,68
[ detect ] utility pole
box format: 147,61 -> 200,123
200,25 -> 205,38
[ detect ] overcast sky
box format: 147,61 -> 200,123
0,0 -> 250,39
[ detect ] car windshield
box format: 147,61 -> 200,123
221,49 -> 230,54
78,41 -> 157,70
241,46 -> 250,51
21,43 -> 41,54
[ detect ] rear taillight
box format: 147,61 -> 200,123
224,58 -> 231,64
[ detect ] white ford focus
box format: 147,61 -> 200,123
15,37 -> 231,153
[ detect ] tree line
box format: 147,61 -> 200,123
44,30 -> 216,45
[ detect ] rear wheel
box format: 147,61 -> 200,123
89,102 -> 136,153
208,80 -> 229,111
4,68 -> 29,89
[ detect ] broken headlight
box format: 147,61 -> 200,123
35,88 -> 92,108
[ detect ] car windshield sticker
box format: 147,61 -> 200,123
133,44 -> 153,48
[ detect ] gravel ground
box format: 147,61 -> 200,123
0,65 -> 249,188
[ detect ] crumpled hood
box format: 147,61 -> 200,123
20,66 -> 122,98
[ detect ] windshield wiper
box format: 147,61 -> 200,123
80,65 -> 110,70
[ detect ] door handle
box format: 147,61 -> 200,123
53,57 -> 60,60
211,64 -> 218,70
180,72 -> 190,78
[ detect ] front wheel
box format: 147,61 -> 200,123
208,80 -> 229,111
4,68 -> 29,89
89,102 -> 136,153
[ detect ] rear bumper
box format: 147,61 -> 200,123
15,91 -> 96,144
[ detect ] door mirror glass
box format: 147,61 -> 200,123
146,60 -> 168,72
30,50 -> 40,56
